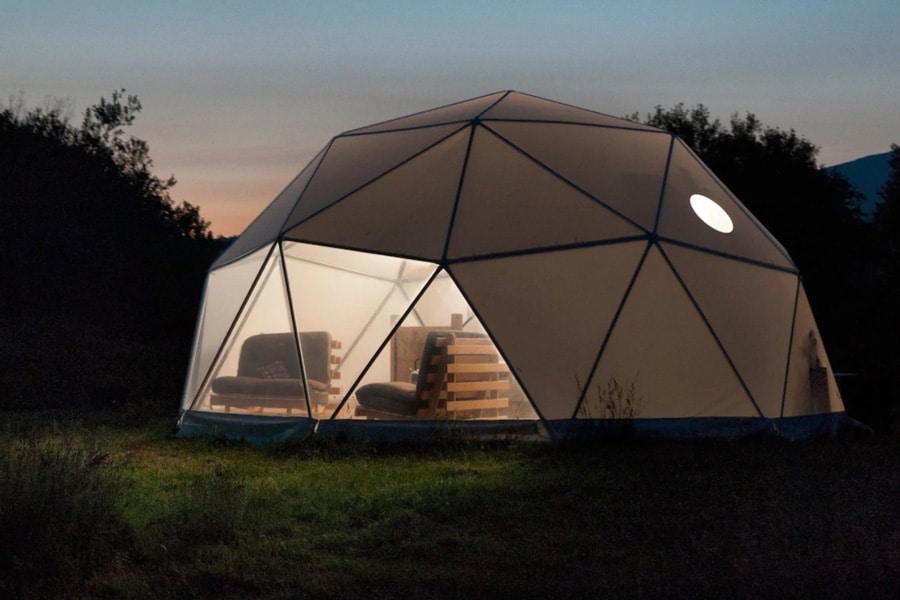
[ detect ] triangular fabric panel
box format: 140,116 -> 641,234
451,242 -> 646,420
193,251 -> 307,415
282,242 -> 438,409
782,285 -> 844,417
284,123 -> 464,230
213,148 -> 326,269
662,243 -> 798,418
345,92 -> 507,135
447,127 -> 643,260
285,129 -> 469,261
487,121 -> 670,231
481,91 -> 660,131
657,140 -> 795,269
182,244 -> 272,410
584,246 -> 757,419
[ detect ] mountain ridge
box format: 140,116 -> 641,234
827,152 -> 891,219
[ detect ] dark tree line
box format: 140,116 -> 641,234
0,90 -> 223,340
636,106 -> 899,425
870,145 -> 900,381
0,91 -> 229,408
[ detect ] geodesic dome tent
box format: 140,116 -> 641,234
178,90 -> 847,442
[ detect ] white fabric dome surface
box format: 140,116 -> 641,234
178,91 -> 848,442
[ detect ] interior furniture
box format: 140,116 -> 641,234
210,331 -> 341,416
355,330 -> 510,419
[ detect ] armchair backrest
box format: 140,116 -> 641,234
414,331 -> 450,402
237,333 -> 301,379
298,331 -> 333,383
414,330 -> 490,413
237,332 -> 333,383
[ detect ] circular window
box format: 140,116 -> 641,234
689,194 -> 733,233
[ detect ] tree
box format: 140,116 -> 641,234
0,90 -> 227,408
0,90 -> 219,335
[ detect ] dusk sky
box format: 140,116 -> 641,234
3,1 -> 898,236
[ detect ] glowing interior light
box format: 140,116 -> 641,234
689,194 -> 734,233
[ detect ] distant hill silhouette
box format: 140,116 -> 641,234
828,152 -> 891,219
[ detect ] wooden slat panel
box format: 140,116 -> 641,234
445,398 -> 509,411
210,393 -> 308,412
446,380 -> 509,392
355,406 -> 417,420
446,363 -> 508,374
314,402 -> 337,416
210,393 -> 305,405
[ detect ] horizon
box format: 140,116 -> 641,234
3,1 -> 898,237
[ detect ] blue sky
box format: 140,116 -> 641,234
3,1 -> 898,235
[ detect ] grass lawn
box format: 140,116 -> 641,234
1,409 -> 898,599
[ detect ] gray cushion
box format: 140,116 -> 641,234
212,376 -> 306,397
355,382 -> 420,416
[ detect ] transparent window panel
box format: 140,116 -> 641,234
345,92 -> 507,135
481,91 -> 660,131
213,148 -> 326,269
341,270 -> 535,421
193,251 -> 309,417
662,243 -> 798,418
451,241 -> 646,421
182,244 -> 272,411
282,242 -> 439,415
284,129 -> 468,261
284,124 -> 464,230
401,270 -> 502,330
783,285 -> 845,416
657,140 -> 794,269
447,127 -> 643,259
487,122 -> 670,231
284,240 -> 434,281
583,247 -> 758,420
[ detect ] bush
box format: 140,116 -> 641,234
0,440 -> 132,598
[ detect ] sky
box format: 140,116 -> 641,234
3,1 -> 899,237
